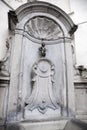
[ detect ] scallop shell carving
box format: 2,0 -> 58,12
25,17 -> 63,40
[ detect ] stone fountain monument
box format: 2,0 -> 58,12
0,1 -> 78,130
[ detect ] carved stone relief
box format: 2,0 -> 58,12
25,58 -> 59,114
25,16 -> 63,41
0,39 -> 10,78
0,38 -> 11,123
23,16 -> 64,115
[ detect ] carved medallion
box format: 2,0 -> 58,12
25,16 -> 63,41
25,58 -> 59,114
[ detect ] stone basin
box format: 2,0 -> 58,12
6,119 -> 87,130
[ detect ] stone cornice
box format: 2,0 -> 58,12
8,10 -> 18,30
0,76 -> 10,87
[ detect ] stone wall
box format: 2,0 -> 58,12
0,0 -> 87,129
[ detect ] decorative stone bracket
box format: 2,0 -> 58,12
8,10 -> 18,30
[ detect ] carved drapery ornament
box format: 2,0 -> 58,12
25,58 -> 59,114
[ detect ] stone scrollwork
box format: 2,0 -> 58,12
0,39 -> 10,78
0,61 -> 9,77
0,38 -> 11,87
25,58 -> 59,114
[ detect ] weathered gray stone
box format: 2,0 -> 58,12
7,123 -> 20,130
6,120 -> 68,130
7,1 -> 77,122
0,1 -> 78,129
64,119 -> 87,130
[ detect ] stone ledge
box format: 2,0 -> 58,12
74,76 -> 87,84
0,76 -> 10,87
6,120 -> 68,130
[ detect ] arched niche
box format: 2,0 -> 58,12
7,1 -> 77,121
